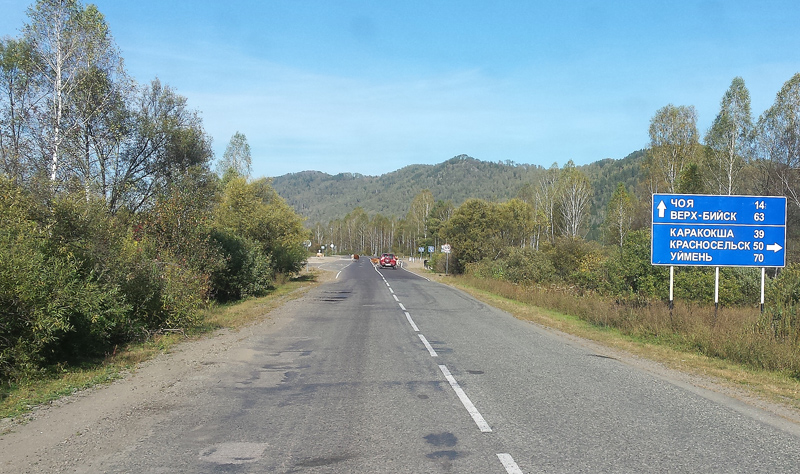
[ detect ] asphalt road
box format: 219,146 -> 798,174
23,257 -> 800,473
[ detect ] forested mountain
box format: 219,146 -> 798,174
579,150 -> 647,239
272,151 -> 647,238
272,155 -> 537,221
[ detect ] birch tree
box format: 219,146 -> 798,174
605,183 -> 634,248
218,131 -> 252,180
704,77 -> 753,195
407,189 -> 434,245
647,104 -> 699,193
535,163 -> 561,243
24,0 -> 122,183
0,38 -> 40,181
558,160 -> 591,238
755,73 -> 800,209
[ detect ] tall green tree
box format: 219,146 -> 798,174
216,176 -> 309,274
107,79 -> 212,213
501,198 -> 534,248
646,104 -> 699,193
558,160 -> 592,238
68,65 -> 129,197
677,162 -> 705,194
407,189 -> 434,246
536,163 -> 561,243
755,73 -> 800,210
704,77 -> 753,195
0,38 -> 39,181
605,183 -> 634,248
441,199 -> 503,272
426,199 -> 454,249
24,0 -> 122,183
218,131 -> 252,180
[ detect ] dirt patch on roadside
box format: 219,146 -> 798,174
0,271 -> 332,473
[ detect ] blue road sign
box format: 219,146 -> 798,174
651,194 -> 786,267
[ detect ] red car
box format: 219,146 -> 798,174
379,253 -> 397,269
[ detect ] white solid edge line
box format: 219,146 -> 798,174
336,261 -> 354,279
418,334 -> 438,357
438,365 -> 492,433
401,265 -> 431,281
405,312 -> 419,331
497,453 -> 523,474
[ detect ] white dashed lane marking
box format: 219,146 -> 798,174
418,334 -> 438,357
439,365 -> 492,433
404,312 -> 419,332
497,453 -> 523,473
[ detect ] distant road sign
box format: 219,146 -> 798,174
651,193 -> 786,267
441,244 -> 451,254
428,246 -> 435,253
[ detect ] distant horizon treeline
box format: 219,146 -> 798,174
0,0 -> 309,382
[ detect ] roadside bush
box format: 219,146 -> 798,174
544,237 -> 598,281
761,263 -> 800,342
603,230 -> 668,300
0,182 -> 128,380
719,268 -> 761,306
503,247 -> 557,284
465,247 -> 557,284
210,229 -> 274,302
141,173 -> 225,281
158,258 -> 209,330
107,233 -> 163,338
427,252 -> 451,274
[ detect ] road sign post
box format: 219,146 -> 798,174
442,244 -> 451,275
652,194 -> 786,267
651,193 -> 787,312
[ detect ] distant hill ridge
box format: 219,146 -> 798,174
271,152 -> 646,238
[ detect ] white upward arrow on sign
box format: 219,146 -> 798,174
657,201 -> 667,218
766,243 -> 783,252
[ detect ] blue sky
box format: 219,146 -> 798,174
2,1 -> 799,178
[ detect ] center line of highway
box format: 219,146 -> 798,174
497,453 -> 523,473
418,334 -> 438,356
404,312 -> 419,331
439,365 -> 492,433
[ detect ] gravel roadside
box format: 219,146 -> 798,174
0,271 -> 333,474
